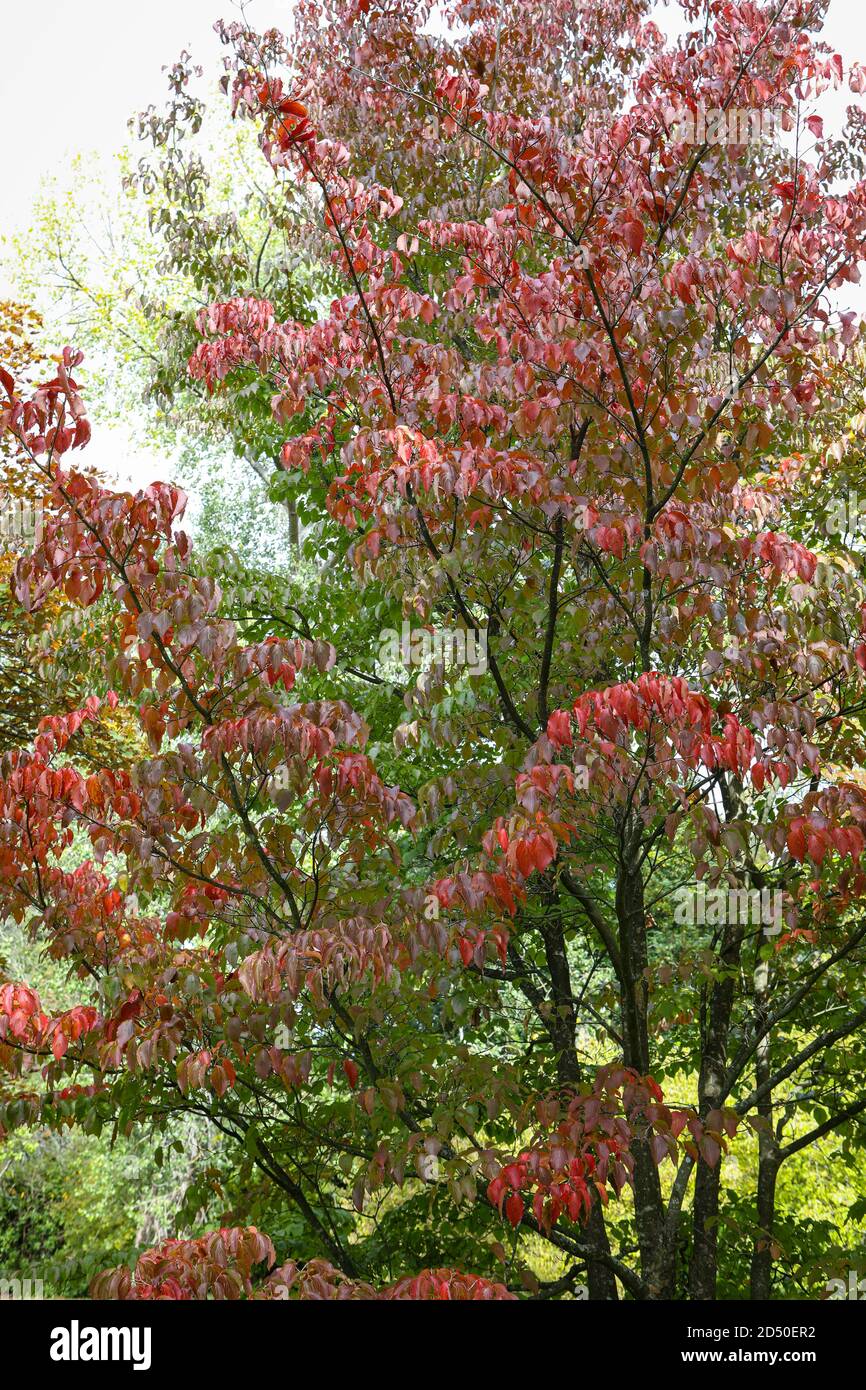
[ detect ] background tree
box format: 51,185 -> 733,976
0,300 -> 138,764
11,55 -> 324,566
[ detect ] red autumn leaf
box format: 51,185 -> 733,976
787,820 -> 807,861
505,1193 -> 524,1228
622,219 -> 645,253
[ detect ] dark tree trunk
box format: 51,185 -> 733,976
750,1148 -> 779,1299
539,899 -> 620,1300
750,953 -> 778,1299
616,846 -> 671,1296
688,919 -> 743,1299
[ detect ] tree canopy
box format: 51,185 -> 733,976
4,0 -> 866,1303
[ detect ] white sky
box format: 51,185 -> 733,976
0,0 -> 288,242
0,0 -> 865,488
0,0 -> 288,487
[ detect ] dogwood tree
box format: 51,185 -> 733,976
4,0 -> 866,1300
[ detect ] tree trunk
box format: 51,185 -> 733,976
750,953 -> 778,1299
616,847 -> 671,1296
688,919 -> 743,1299
287,499 -> 300,553
539,899 -> 620,1300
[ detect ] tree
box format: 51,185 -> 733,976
0,301 -> 139,766
3,0 -> 866,1301
11,54 -> 325,566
